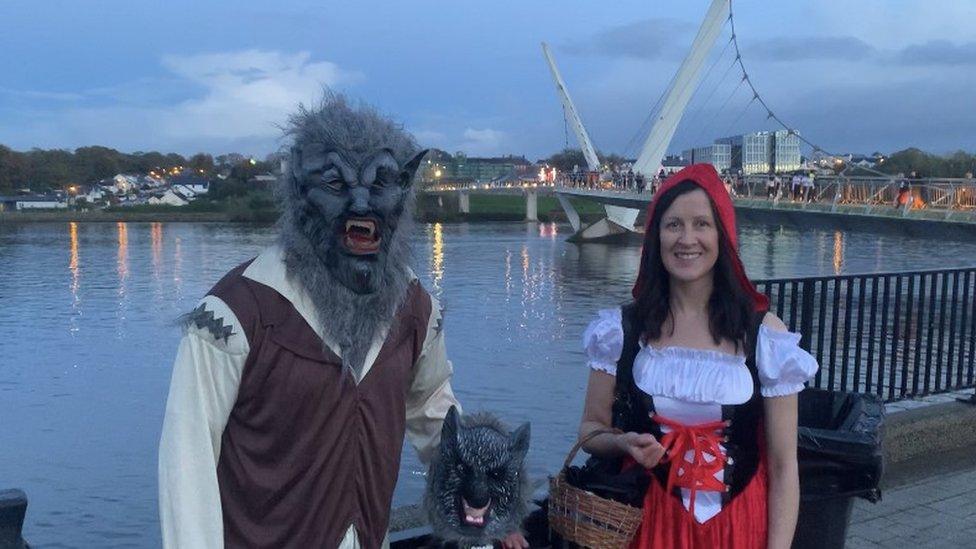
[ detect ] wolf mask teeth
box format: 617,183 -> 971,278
425,406 -> 531,548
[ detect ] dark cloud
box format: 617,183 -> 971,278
894,40 -> 976,66
746,36 -> 876,62
562,18 -> 695,60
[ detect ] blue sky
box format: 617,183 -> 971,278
1,0 -> 973,160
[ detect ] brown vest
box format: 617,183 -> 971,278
209,261 -> 432,549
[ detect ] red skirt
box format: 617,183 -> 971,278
629,457 -> 768,549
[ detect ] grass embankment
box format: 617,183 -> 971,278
1,192 -> 606,224
0,192 -> 279,223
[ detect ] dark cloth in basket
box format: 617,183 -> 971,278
564,456 -> 650,508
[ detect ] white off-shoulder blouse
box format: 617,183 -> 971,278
581,307 -> 819,523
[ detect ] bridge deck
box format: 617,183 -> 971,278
556,188 -> 976,228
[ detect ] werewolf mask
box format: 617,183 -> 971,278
283,96 -> 427,295
425,406 -> 531,548
278,93 -> 427,374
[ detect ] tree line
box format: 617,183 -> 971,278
0,144 -> 279,194
871,148 -> 976,179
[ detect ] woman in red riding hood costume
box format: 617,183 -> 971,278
578,164 -> 818,548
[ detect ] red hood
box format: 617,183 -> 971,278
632,163 -> 768,312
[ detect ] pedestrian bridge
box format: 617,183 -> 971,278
423,175 -> 976,241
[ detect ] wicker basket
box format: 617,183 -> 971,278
548,430 -> 644,548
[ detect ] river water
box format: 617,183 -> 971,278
2,220 -> 975,548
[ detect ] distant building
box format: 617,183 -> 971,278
452,153 -> 532,183
772,130 -> 801,172
661,155 -> 689,175
169,173 -> 210,195
681,144 -> 731,173
248,174 -> 278,189
714,130 -> 801,174
0,194 -> 67,211
149,189 -> 192,207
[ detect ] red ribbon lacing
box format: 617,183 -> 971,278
653,414 -> 730,515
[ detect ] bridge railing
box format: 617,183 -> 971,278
755,267 -> 976,402
737,175 -> 976,212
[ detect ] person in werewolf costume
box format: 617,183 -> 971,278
158,92 -> 473,548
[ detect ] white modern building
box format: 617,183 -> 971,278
772,130 -> 801,173
682,143 -> 732,173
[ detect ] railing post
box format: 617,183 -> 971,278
799,279 -> 815,352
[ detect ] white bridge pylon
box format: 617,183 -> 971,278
544,0 -> 731,241
541,42 -> 601,172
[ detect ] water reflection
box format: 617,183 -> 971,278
117,222 -> 130,336
151,222 -> 163,283
69,222 -> 80,297
173,236 -> 184,300
833,231 -> 845,275
430,223 -> 444,293
68,222 -> 81,336
6,221 -> 976,548
117,222 -> 129,284
538,222 -> 559,239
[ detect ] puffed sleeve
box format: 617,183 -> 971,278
756,324 -> 819,397
582,308 -> 623,376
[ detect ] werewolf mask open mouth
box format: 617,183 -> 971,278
460,497 -> 491,528
342,217 -> 381,255
425,406 -> 531,547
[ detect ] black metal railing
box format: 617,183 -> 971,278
755,267 -> 976,402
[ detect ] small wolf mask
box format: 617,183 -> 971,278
425,406 -> 531,548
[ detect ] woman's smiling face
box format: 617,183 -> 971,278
658,188 -> 719,284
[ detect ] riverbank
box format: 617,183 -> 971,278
0,194 -> 609,224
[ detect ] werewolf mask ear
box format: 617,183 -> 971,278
441,405 -> 462,451
509,422 -> 530,463
398,149 -> 430,189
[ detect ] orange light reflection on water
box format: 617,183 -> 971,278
431,223 -> 444,292
69,222 -> 80,296
151,222 -> 163,281
833,231 -> 844,275
538,222 -> 558,239
117,222 -> 129,283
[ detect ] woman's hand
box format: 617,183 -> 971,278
617,431 -> 666,469
500,531 -> 529,549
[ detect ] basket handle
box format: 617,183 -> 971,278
563,428 -> 622,470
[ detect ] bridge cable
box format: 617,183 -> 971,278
680,34 -> 738,146
727,0 -> 890,177
621,69 -> 678,160
688,39 -> 742,147
624,8 -> 731,160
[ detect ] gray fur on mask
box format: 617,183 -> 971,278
425,406 -> 531,548
276,90 -> 423,375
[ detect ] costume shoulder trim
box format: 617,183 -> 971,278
181,295 -> 248,355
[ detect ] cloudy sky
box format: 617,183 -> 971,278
1,0 -> 973,160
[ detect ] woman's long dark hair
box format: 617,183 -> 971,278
634,180 -> 755,351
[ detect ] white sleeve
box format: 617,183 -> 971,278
756,324 -> 819,398
158,295 -> 248,549
582,308 -> 624,376
405,296 -> 461,465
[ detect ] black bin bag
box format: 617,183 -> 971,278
792,388 -> 885,549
